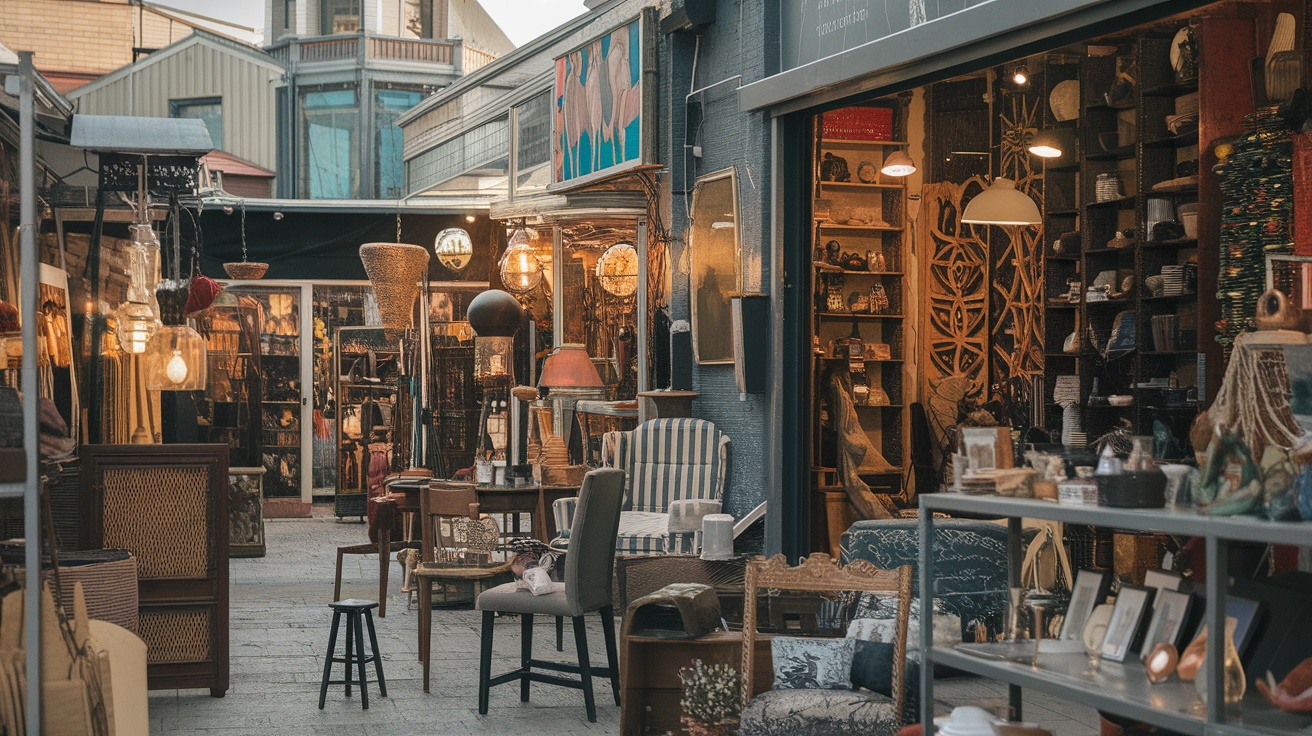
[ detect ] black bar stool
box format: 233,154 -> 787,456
319,599 -> 386,710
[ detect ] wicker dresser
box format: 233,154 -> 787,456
81,444 -> 230,697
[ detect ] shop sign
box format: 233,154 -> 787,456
552,16 -> 648,187
782,0 -> 989,70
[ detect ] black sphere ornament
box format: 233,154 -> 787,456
467,289 -> 525,337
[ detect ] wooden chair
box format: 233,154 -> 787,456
738,553 -> 912,736
332,470 -> 429,618
415,480 -> 514,693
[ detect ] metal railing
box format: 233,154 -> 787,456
266,33 -> 461,68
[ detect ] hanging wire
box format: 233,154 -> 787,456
239,199 -> 248,263
396,211 -> 402,243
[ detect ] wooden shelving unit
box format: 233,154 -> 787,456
809,104 -> 910,529
333,326 -> 399,519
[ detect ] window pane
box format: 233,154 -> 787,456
514,91 -> 551,196
300,87 -> 359,199
376,88 -> 424,199
171,98 -> 222,150
406,116 -> 509,197
321,0 -> 359,34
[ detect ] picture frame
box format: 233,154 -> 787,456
959,426 -> 1014,471
1101,585 -> 1155,662
689,167 -> 742,364
1139,589 -> 1193,655
1060,569 -> 1112,641
1191,596 -> 1262,655
1143,568 -> 1184,593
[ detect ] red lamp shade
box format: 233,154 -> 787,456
538,344 -> 603,388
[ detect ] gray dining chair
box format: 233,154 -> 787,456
475,467 -> 624,722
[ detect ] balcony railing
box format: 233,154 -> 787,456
267,33 -> 461,69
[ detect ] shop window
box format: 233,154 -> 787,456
559,221 -> 639,400
273,0 -> 295,36
301,87 -> 359,199
513,91 -> 551,197
170,97 -> 222,151
375,88 -> 424,198
321,0 -> 360,34
407,116 -> 509,197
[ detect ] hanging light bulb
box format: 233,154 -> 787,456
165,350 -> 189,384
1012,64 -> 1030,86
143,280 -> 207,390
115,222 -> 163,354
499,228 -> 543,294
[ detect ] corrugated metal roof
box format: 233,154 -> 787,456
203,151 -> 275,178
70,114 -> 213,154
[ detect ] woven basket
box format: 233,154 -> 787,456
360,242 -> 429,334
223,262 -> 268,280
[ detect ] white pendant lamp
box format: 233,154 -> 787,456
961,177 -> 1041,226
880,150 -> 917,177
1027,130 -> 1064,158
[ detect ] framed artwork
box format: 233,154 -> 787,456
1060,569 -> 1111,641
1191,596 -> 1262,655
1140,589 -> 1193,654
959,427 -> 1014,471
552,17 -> 646,185
1143,568 -> 1184,593
1101,585 -> 1154,662
689,168 -> 741,364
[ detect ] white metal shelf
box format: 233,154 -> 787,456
0,482 -> 25,499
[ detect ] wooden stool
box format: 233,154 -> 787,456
319,599 -> 386,710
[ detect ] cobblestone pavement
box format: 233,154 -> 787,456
149,508 -> 1100,735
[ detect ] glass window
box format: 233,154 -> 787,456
321,0 -> 360,34
406,116 -> 509,197
514,91 -> 551,197
375,88 -> 424,198
170,97 -> 222,151
301,87 -> 359,199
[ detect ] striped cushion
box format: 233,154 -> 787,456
603,418 -> 731,513
616,511 -> 669,555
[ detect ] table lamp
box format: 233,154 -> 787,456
538,344 -> 606,463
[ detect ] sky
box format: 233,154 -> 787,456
153,0 -> 588,47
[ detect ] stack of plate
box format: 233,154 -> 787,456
1062,405 -> 1087,447
1160,265 -> 1186,296
1053,375 -> 1080,405
1096,172 -> 1124,202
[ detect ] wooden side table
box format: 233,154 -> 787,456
229,466 -> 266,557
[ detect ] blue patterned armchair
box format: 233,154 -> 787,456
550,418 -> 731,555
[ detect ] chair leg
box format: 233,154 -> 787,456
600,605 -> 621,706
478,610 -> 494,715
555,615 -> 564,651
572,615 -> 596,723
354,611 -> 370,709
377,528 -> 390,618
343,612 -> 354,697
520,613 -> 534,702
365,610 -> 386,698
333,548 -> 345,603
420,578 -> 432,692
318,610 -> 341,709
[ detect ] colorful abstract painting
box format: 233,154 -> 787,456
553,19 -> 643,184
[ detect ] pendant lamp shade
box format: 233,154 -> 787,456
467,289 -> 525,337
360,242 -> 430,336
880,150 -> 917,177
961,177 -> 1041,225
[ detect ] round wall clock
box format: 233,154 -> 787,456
595,242 -> 639,297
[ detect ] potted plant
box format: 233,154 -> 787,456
679,659 -> 741,736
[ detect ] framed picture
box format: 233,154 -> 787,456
689,168 -> 741,364
1143,569 -> 1184,593
1191,596 -> 1262,655
1060,569 -> 1112,641
1140,589 -> 1193,654
552,16 -> 649,186
959,427 -> 1014,471
1101,585 -> 1155,662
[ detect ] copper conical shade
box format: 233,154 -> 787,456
360,242 -> 429,336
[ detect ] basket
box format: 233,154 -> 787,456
539,464 -> 586,486
223,261 -> 268,280
1096,471 -> 1167,509
360,242 -> 430,335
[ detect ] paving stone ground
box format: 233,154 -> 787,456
149,507 -> 1100,735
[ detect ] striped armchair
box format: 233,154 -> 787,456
551,418 -> 731,555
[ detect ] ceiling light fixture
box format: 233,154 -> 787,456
880,150 -> 917,177
1012,64 -> 1030,86
961,177 -> 1041,226
1027,129 -> 1064,158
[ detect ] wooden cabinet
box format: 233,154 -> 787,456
81,443 -> 229,697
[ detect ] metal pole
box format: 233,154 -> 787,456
918,509 -> 934,734
19,50 -> 43,736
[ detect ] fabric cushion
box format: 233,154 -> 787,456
849,598 -> 963,650
850,640 -> 894,696
616,510 -> 670,555
476,581 -> 573,617
739,688 -> 900,736
771,637 -> 856,690
613,418 -> 728,513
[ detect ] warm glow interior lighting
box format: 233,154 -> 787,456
880,150 -> 917,177
166,350 -> 188,383
1012,65 -> 1029,85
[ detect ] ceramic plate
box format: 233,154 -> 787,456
1169,27 -> 1189,72
857,161 -> 878,183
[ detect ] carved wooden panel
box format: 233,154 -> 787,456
993,91 -> 1046,387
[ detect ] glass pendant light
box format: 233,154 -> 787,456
115,222 -> 163,354
499,227 -> 543,294
143,280 -> 207,391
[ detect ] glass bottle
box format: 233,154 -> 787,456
1195,617 -> 1246,705
1126,435 -> 1154,472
